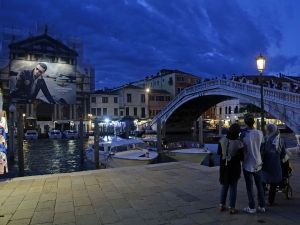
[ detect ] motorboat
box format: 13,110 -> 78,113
63,130 -> 79,139
162,139 -> 210,164
85,138 -> 158,168
142,138 -> 158,151
25,130 -> 39,140
48,130 -> 62,139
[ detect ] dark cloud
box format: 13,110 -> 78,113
0,0 -> 299,89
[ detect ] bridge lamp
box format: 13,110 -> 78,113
256,53 -> 266,134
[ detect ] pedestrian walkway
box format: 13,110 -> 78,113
0,154 -> 299,225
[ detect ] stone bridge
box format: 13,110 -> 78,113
150,79 -> 300,134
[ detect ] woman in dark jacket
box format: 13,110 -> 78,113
218,123 -> 244,214
262,124 -> 286,206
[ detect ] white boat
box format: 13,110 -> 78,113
162,139 -> 210,164
25,130 -> 39,140
85,139 -> 158,168
63,130 -> 79,139
48,130 -> 62,139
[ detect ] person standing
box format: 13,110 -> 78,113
240,114 -> 266,213
218,123 -> 244,214
262,124 -> 286,206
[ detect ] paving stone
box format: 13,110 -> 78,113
187,212 -> 216,224
39,193 -> 56,202
122,192 -> 143,200
75,205 -> 94,215
53,211 -> 75,224
0,214 -> 12,225
94,207 -> 119,224
129,199 -> 153,210
91,198 -> 112,208
119,217 -> 148,225
116,207 -> 139,219
35,200 -> 55,211
7,218 -> 31,225
0,204 -> 19,215
74,196 -> 91,206
5,196 -> 24,205
177,205 -> 201,215
145,217 -> 171,225
17,200 -> 38,210
150,203 -> 175,212
105,191 -> 124,200
56,194 -> 73,203
75,214 -> 100,225
178,194 -> 200,202
10,208 -> 35,220
110,198 -> 131,209
55,202 -> 74,213
160,210 -> 186,220
137,208 -> 163,220
169,217 -> 197,225
72,189 -> 89,197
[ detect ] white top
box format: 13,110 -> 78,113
242,129 -> 264,172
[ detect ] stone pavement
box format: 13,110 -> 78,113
0,154 -> 299,225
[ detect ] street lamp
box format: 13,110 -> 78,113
146,88 -> 150,93
9,104 -> 16,160
256,53 -> 266,134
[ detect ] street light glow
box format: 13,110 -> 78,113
146,88 -> 150,92
256,53 -> 266,73
105,119 -> 109,123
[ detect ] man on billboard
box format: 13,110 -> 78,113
10,62 -> 56,104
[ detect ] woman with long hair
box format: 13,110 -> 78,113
218,123 -> 244,214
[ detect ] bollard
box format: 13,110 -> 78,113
9,111 -> 14,160
193,121 -> 197,141
157,118 -> 162,153
37,124 -> 41,139
79,119 -> 84,164
125,120 -> 129,139
218,121 -> 222,136
198,117 -> 203,146
94,121 -> 100,169
208,153 -> 214,167
18,110 -> 24,177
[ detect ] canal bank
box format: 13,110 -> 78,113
0,153 -> 299,225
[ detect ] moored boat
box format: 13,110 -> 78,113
25,130 -> 38,140
48,130 -> 62,139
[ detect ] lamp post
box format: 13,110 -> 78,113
256,53 -> 266,134
9,104 -> 16,160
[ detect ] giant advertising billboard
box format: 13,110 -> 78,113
10,60 -> 76,104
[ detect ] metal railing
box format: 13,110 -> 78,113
151,79 -> 300,126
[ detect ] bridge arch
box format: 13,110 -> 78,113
151,80 -> 300,134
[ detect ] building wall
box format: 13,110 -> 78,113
90,93 -> 119,120
148,92 -> 171,118
113,88 -> 149,119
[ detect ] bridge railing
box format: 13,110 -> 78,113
151,79 -> 300,126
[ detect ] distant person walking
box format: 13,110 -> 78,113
218,124 -> 244,214
262,124 -> 286,206
240,114 -> 266,213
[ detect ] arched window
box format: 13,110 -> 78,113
225,107 -> 227,114
229,106 -> 232,114
219,107 -> 222,115
234,106 -> 238,114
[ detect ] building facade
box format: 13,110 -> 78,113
148,89 -> 171,118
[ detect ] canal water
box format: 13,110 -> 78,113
3,133 -> 298,178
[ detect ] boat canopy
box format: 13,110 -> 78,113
110,139 -> 144,148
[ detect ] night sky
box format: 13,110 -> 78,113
0,0 -> 299,90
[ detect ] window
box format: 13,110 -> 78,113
91,108 -> 96,116
229,106 -> 232,114
156,96 -> 164,101
126,107 -> 129,116
97,108 -> 101,116
166,96 -> 171,101
149,95 -> 154,101
134,107 -> 137,116
114,108 -> 118,116
91,97 -> 96,103
162,79 -> 165,84
127,94 -> 132,102
103,108 -> 107,116
141,94 -> 145,102
219,107 -> 222,115
225,107 -> 227,114
120,110 -> 124,116
114,97 -> 118,103
157,81 -> 159,85
234,106 -> 238,114
141,107 -> 145,118
102,97 -> 108,103
177,88 -> 181,94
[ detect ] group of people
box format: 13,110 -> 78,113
218,113 -> 288,214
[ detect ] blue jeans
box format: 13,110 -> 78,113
243,169 -> 265,209
220,180 -> 238,208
